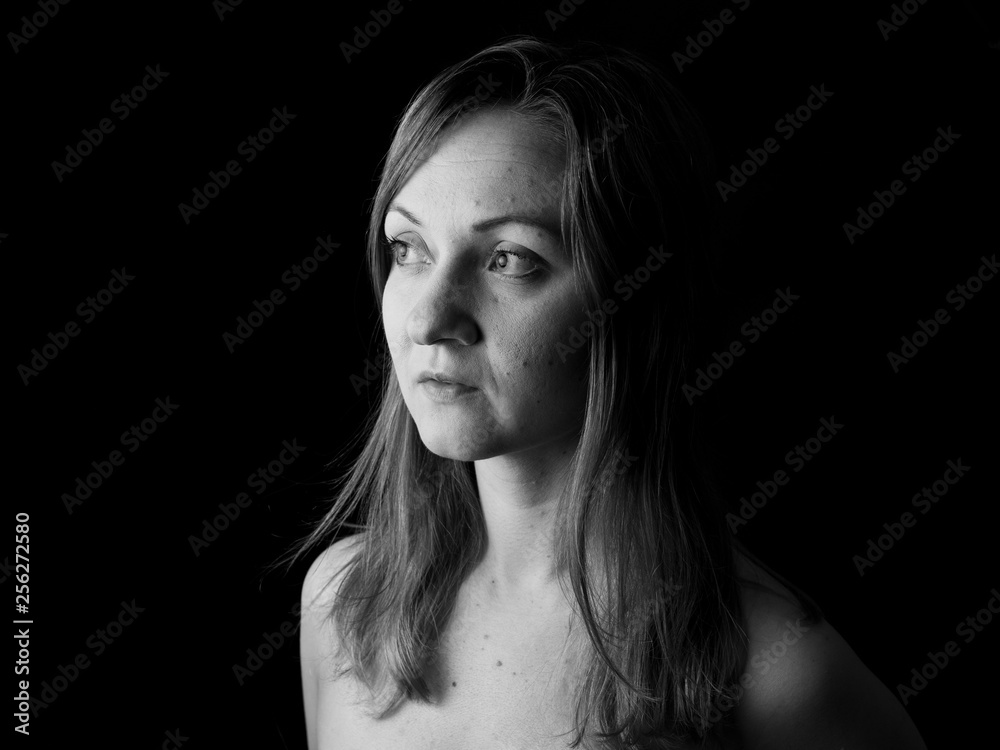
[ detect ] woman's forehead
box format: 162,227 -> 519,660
391,110 -> 566,225
422,109 -> 562,178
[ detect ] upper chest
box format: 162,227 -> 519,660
313,582 -> 729,750
316,580 -> 598,750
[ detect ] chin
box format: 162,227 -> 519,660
414,419 -> 503,462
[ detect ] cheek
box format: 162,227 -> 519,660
381,274 -> 399,329
381,276 -> 408,357
492,299 -> 589,408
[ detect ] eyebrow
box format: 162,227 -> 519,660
386,203 -> 562,242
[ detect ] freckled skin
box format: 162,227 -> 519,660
381,108 -> 590,461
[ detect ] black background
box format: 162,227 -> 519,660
7,0 -> 998,747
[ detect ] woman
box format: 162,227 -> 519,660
294,36 -> 927,749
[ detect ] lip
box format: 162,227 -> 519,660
419,379 -> 477,403
417,370 -> 473,387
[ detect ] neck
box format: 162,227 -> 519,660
470,433 -> 578,602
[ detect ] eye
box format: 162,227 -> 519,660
383,234 -> 545,280
383,235 -> 429,267
488,247 -> 543,279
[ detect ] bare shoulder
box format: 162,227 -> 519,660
301,532 -> 365,614
300,533 -> 365,749
731,553 -> 927,749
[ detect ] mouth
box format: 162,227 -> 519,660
418,371 -> 473,387
417,371 -> 477,402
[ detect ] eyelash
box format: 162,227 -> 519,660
381,235 -> 542,279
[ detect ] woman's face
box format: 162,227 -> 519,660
382,108 -> 589,461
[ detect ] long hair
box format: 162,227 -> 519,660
289,35 -> 756,748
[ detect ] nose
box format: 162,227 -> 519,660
405,261 -> 479,347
